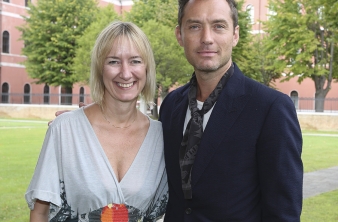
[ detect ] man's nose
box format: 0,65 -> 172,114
201,27 -> 213,45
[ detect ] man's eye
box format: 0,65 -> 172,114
189,25 -> 199,30
215,24 -> 225,29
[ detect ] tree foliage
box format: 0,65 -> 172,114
232,0 -> 261,81
263,0 -> 338,111
125,0 -> 177,28
18,0 -> 98,88
250,35 -> 282,87
126,0 -> 192,97
73,6 -> 120,83
141,20 -> 193,97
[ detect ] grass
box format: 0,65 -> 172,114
0,119 -> 337,221
302,133 -> 338,173
0,119 -> 48,222
301,190 -> 338,222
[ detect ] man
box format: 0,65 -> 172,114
159,0 -> 303,221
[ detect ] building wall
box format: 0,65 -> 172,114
0,0 -> 131,105
0,0 -> 337,107
1,104 -> 337,131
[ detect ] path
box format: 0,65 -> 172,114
303,166 -> 338,199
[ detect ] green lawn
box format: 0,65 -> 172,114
301,190 -> 338,222
0,119 -> 337,221
0,119 -> 48,222
302,132 -> 338,173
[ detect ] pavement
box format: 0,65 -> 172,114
303,166 -> 338,199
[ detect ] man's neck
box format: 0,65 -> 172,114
195,63 -> 232,102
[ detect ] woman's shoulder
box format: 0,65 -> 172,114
148,116 -> 162,127
49,108 -> 85,128
148,116 -> 163,134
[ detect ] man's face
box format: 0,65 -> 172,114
176,0 -> 239,75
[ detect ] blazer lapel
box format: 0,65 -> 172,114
191,66 -> 252,186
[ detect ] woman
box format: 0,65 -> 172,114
25,21 -> 168,222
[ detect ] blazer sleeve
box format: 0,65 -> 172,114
256,93 -> 303,221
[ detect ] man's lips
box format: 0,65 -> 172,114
197,50 -> 217,56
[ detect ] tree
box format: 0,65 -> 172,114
18,0 -> 98,91
141,20 -> 193,117
73,6 -> 120,84
126,0 -> 192,117
232,0 -> 262,82
141,20 -> 193,97
125,0 -> 177,28
263,0 -> 338,112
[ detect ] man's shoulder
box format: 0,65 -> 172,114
162,83 -> 190,103
233,64 -> 289,101
169,83 -> 190,96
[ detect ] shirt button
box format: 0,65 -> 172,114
185,208 -> 192,214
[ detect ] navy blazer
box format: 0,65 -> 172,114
159,64 -> 303,222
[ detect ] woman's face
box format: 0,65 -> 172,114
102,38 -> 147,104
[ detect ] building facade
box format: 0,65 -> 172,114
244,0 -> 338,111
1,0 -> 337,110
0,0 -> 132,105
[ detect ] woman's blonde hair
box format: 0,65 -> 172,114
90,21 -> 156,105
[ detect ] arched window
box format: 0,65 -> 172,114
290,91 -> 299,109
246,4 -> 254,24
43,84 -> 50,104
1,82 -> 9,103
24,84 -> 31,104
2,31 -> 10,53
25,0 -> 31,7
79,87 -> 85,103
61,86 -> 72,105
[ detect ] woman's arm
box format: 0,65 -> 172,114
30,199 -> 50,222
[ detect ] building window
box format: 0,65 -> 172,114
24,84 -> 31,104
61,86 -> 72,105
290,91 -> 299,109
25,0 -> 31,7
1,82 -> 9,103
2,31 -> 10,53
79,87 -> 85,103
246,4 -> 254,24
3,0 -> 10,3
43,84 -> 50,104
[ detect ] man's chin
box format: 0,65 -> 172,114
195,65 -> 219,73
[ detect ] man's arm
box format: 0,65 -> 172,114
257,94 -> 303,221
48,102 -> 88,126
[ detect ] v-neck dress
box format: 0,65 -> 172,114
25,108 -> 168,222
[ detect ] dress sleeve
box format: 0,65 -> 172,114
25,126 -> 62,212
143,169 -> 168,222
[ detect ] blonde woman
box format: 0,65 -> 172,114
25,21 -> 168,222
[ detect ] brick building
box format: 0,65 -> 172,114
1,0 -> 337,110
0,0 -> 132,105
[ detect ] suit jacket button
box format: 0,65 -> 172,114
185,208 -> 192,214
